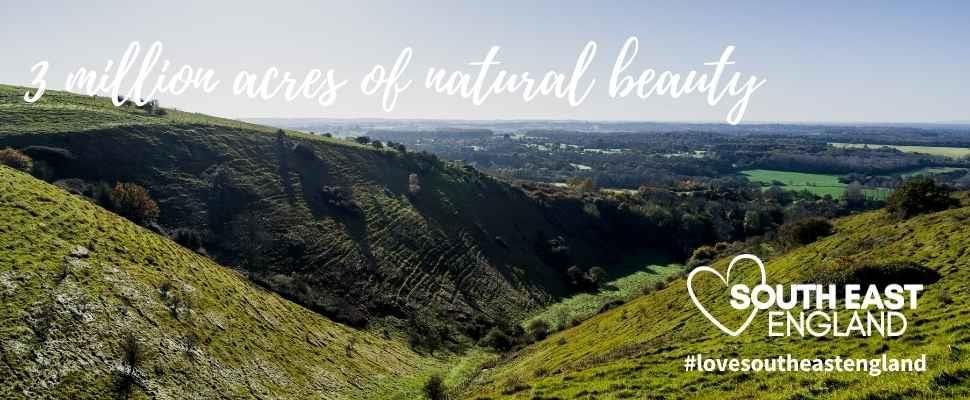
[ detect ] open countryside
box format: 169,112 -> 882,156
740,169 -> 891,199
832,142 -> 970,159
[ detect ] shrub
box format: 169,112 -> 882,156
587,266 -> 607,288
527,319 -> 550,342
407,306 -> 452,354
136,99 -> 165,115
423,374 -> 448,400
810,259 -> 941,294
320,186 -> 359,213
536,234 -> 570,270
886,177 -> 959,219
566,265 -> 584,285
938,289 -> 954,305
778,217 -> 833,247
480,327 -> 513,352
687,245 -> 718,267
182,332 -> 200,357
171,228 -> 204,252
110,183 -> 160,223
0,148 -> 33,172
354,136 -> 371,144
597,299 -> 625,314
117,334 -> 145,397
371,140 -> 384,149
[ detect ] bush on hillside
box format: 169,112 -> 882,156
566,265 -> 584,285
171,228 -> 205,252
320,186 -> 359,213
587,266 -> 607,288
810,258 -> 940,294
423,374 -> 448,400
778,217 -> 833,247
536,234 -> 571,270
886,176 -> 959,219
687,245 -> 718,268
527,319 -> 550,341
480,327 -> 513,352
0,148 -> 33,173
407,306 -> 454,354
116,334 -> 145,398
110,183 -> 160,224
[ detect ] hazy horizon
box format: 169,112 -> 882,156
3,1 -> 969,123
245,116 -> 970,126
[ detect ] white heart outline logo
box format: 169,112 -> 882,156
687,254 -> 767,337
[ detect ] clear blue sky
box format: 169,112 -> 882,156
2,0 -> 968,123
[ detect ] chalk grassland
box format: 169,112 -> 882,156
467,200 -> 970,399
0,166 -> 439,399
522,260 -> 683,333
741,169 -> 890,199
0,82 -> 609,355
832,143 -> 970,159
0,85 -> 361,149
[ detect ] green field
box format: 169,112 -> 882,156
741,169 -> 890,199
897,166 -> 968,177
522,258 -> 684,332
832,142 -> 970,159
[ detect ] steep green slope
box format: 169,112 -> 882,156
0,84 -> 637,334
0,166 -> 436,399
468,203 -> 970,399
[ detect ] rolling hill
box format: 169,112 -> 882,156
467,201 -> 970,399
0,165 -> 440,399
0,84 -> 643,338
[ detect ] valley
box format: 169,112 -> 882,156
2,83 -> 969,399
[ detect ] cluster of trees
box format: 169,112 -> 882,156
566,265 -> 606,290
352,136 -> 408,153
524,175 -> 877,280
886,177 -> 960,219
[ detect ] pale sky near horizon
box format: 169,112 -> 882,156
1,1 -> 968,123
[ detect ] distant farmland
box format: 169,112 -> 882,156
741,169 -> 890,199
832,142 -> 970,159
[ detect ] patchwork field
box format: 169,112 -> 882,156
740,169 -> 890,199
832,143 -> 970,159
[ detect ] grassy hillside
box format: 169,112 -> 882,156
0,84 -> 646,337
521,259 -> 683,333
467,202 -> 970,399
0,166 -> 439,399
